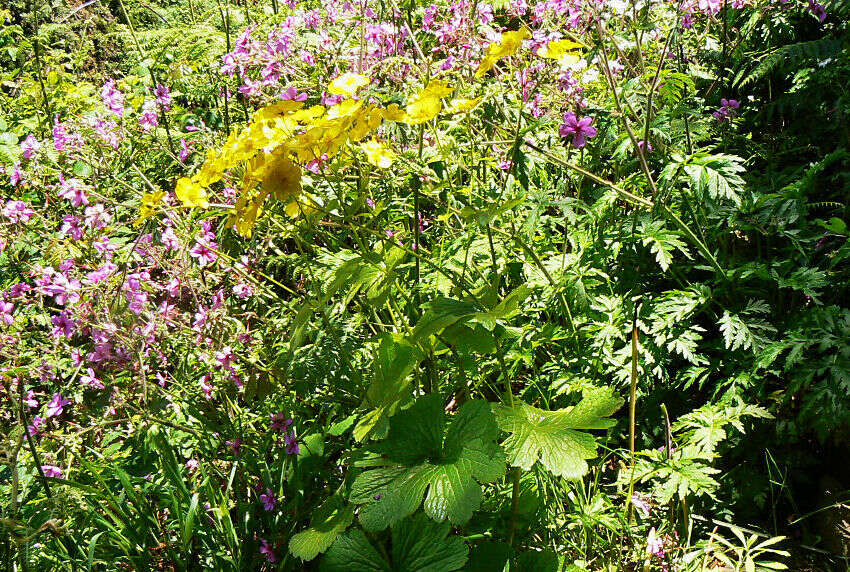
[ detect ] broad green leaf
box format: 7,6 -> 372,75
354,335 -> 422,442
320,529 -> 387,572
351,395 -> 505,531
321,513 -> 468,571
493,388 -> 623,479
289,496 -> 355,561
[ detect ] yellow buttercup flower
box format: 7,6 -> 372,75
136,189 -> 166,226
538,38 -> 585,59
402,81 -> 454,125
446,97 -> 482,114
382,104 -> 407,122
475,28 -> 531,78
263,152 -> 302,201
328,72 -> 370,97
175,177 -> 209,208
361,140 -> 396,168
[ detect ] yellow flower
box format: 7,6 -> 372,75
538,38 -> 584,59
475,28 -> 531,78
402,81 -> 454,125
328,72 -> 370,97
382,104 -> 407,122
195,149 -> 225,187
403,96 -> 442,125
136,189 -> 166,226
252,100 -> 304,123
175,177 -> 209,208
285,194 -> 320,218
446,97 -> 482,114
420,80 -> 453,99
361,140 -> 396,168
263,152 -> 302,201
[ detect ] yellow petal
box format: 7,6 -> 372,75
328,72 -> 370,97
361,140 -> 396,169
175,177 -> 209,209
538,38 -> 585,59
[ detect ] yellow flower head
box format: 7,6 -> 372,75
382,104 -> 407,122
136,189 -> 166,226
538,38 -> 585,59
263,152 -> 302,201
328,72 -> 370,97
402,80 -> 454,125
447,97 -> 482,114
361,139 -> 396,169
175,177 -> 209,209
475,28 -> 531,78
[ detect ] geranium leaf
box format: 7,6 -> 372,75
493,388 -> 623,479
289,496 -> 355,561
351,395 -> 505,531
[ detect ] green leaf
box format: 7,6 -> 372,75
460,542 -> 510,571
321,513 -> 468,571
351,396 -> 505,531
289,496 -> 355,561
320,529 -> 388,572
493,388 -> 623,479
354,335 -> 423,442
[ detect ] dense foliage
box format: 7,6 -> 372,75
1,0 -> 849,569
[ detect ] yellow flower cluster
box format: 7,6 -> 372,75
169,72 -> 481,236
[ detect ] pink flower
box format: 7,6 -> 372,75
153,84 -> 172,111
84,204 -> 112,230
45,393 -> 71,418
57,174 -> 89,207
101,80 -> 125,116
559,112 -> 598,148
42,465 -> 63,478
260,488 -> 276,511
281,86 -> 308,101
139,100 -> 159,132
24,390 -> 38,408
21,134 -> 41,159
80,367 -> 105,390
3,200 -> 35,223
0,301 -> 13,325
259,538 -> 276,563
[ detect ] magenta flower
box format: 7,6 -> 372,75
259,538 -> 276,563
179,138 -> 193,163
559,112 -> 598,148
28,416 -> 44,436
153,84 -> 172,111
21,134 -> 41,159
270,412 -> 292,432
24,390 -> 38,408
0,301 -> 13,325
226,438 -> 242,455
284,432 -> 300,455
809,0 -> 827,22
101,80 -> 125,116
260,488 -> 276,511
42,465 -> 63,478
45,393 -> 71,418
58,175 -> 89,207
80,367 -> 105,390
51,312 -> 76,339
139,100 -> 159,132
